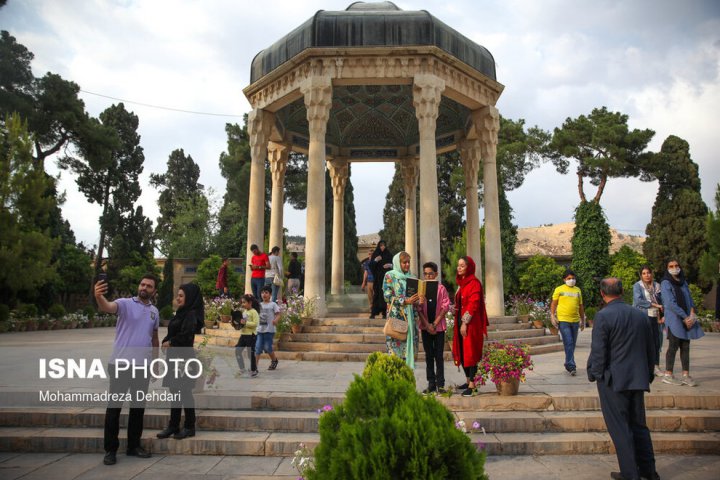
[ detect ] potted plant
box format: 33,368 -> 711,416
474,342 -> 534,396
282,292 -> 306,334
204,298 -> 221,329
507,294 -> 534,322
529,302 -> 549,330
219,298 -> 233,323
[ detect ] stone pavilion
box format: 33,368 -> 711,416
242,1 -> 505,316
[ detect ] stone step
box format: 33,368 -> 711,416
455,409 -> 720,433
302,322 -> 531,334
4,407 -> 716,435
441,392 -> 720,412
0,408 -> 321,433
279,329 -> 550,344
276,335 -> 561,353
1,426 -> 717,456
472,431 -> 720,455
0,427 -> 318,456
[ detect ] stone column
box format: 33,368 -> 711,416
474,106 -> 504,316
300,75 -> 332,316
268,142 -> 289,254
400,157 -> 419,275
459,138 -> 483,278
412,74 -> 445,271
268,142 -> 289,298
328,158 -> 349,295
245,108 -> 272,294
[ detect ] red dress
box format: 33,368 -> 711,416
451,257 -> 489,368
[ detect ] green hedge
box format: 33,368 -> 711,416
308,354 -> 487,480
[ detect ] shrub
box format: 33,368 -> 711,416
48,304 -> 66,319
16,304 -> 38,318
518,255 -> 565,302
160,305 -> 174,321
689,284 -> 704,311
585,306 -> 598,321
308,366 -> 487,480
308,354 -> 486,479
362,352 -> 415,385
83,306 -> 96,320
0,304 -> 9,323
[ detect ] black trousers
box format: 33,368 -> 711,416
104,364 -> 150,453
169,382 -> 196,430
666,329 -> 690,372
421,330 -> 445,388
597,382 -> 656,479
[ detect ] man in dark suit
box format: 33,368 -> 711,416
587,278 -> 659,480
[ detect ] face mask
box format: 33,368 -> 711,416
668,267 -> 681,276
565,279 -> 576,287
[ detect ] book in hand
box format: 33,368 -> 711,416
406,279 -> 439,321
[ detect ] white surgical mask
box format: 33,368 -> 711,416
565,279 -> 576,287
668,267 -> 681,276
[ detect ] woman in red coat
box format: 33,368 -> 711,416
452,256 -> 489,397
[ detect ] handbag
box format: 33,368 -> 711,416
383,298 -> 408,340
273,274 -> 283,287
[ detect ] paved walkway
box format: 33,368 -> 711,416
0,327 -> 718,479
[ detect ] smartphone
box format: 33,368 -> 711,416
97,273 -> 107,284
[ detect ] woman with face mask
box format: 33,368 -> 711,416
660,259 -> 704,386
550,269 -> 586,376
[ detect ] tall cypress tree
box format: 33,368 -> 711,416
643,135 -> 708,284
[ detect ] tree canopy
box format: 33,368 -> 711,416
643,135 -> 708,284
548,106 -> 654,203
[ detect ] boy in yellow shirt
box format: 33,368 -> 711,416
551,269 -> 586,376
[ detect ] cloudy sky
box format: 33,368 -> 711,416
2,0 -> 719,249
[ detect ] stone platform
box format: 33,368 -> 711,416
0,326 -> 718,478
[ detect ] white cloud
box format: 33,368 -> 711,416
2,0 -> 719,249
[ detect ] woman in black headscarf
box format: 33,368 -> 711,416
157,283 -> 203,440
370,240 -> 393,319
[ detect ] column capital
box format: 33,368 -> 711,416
472,106 -> 500,161
413,74 -> 445,134
248,109 -> 273,162
268,142 -> 289,184
327,158 -> 349,200
459,138 -> 481,191
300,75 -> 333,137
399,157 -> 419,197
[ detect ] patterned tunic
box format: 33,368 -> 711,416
383,271 -> 418,366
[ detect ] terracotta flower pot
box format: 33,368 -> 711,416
532,320 -> 544,329
291,324 -> 302,334
495,377 -> 520,396
549,326 -> 559,335
220,315 -> 231,323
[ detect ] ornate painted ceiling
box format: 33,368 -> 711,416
275,85 -> 470,149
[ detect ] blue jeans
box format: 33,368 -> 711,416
255,332 -> 275,354
558,321 -> 579,372
251,277 -> 265,300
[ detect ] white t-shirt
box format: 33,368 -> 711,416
266,254 -> 283,279
257,301 -> 280,333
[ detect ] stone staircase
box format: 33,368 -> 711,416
0,391 -> 718,457
200,301 -> 565,362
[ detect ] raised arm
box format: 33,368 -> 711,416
94,281 -> 118,314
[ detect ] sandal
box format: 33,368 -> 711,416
268,360 -> 279,370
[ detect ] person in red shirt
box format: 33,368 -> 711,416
216,258 -> 230,297
249,244 -> 270,299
